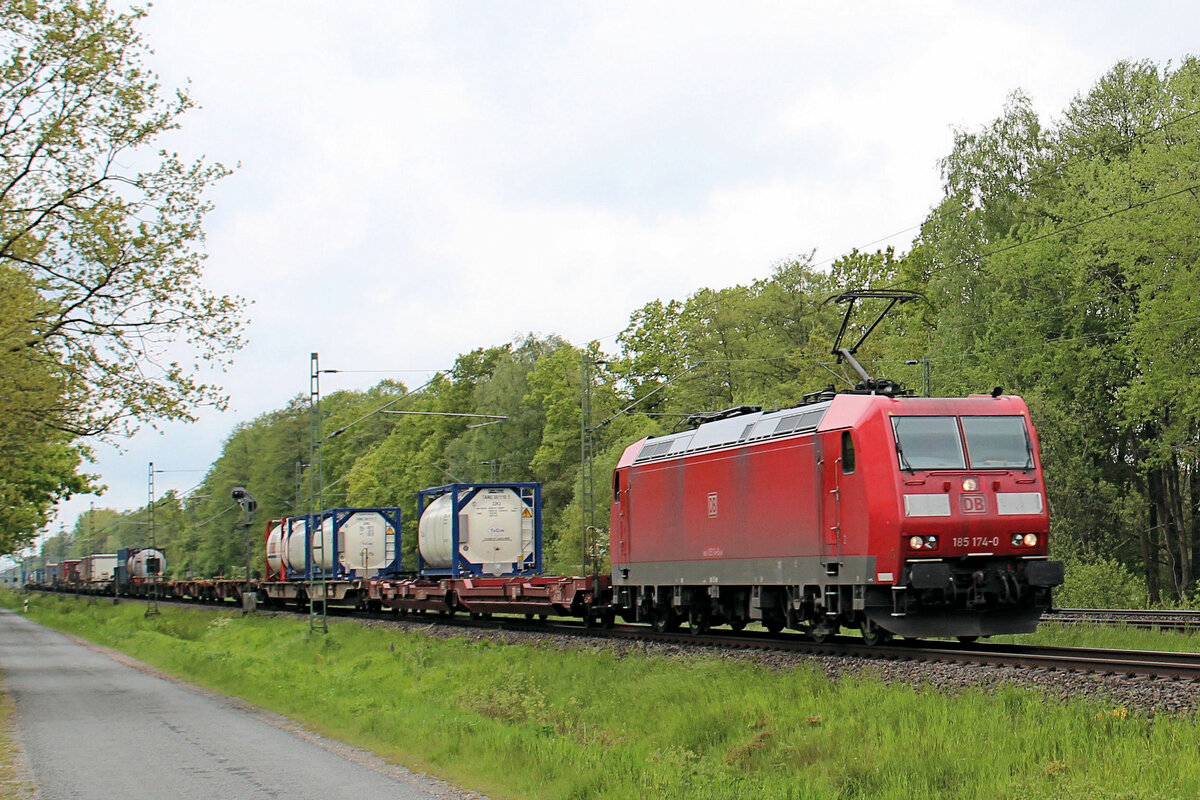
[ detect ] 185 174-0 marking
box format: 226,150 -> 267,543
953,536 -> 1000,548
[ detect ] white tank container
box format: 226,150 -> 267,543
311,515 -> 335,571
319,511 -> 394,576
127,548 -> 166,578
265,522 -> 284,575
283,517 -> 308,573
418,488 -> 535,575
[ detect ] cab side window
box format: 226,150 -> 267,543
842,431 -> 856,475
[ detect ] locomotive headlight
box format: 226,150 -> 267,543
1023,533 -> 1039,547
909,536 -> 925,550
962,477 -> 979,492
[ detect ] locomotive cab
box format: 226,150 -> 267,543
871,395 -> 1064,638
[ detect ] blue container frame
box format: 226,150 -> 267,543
283,514 -> 313,580
115,547 -> 132,587
308,507 -> 403,580
416,482 -> 543,578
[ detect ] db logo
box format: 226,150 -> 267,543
707,492 -> 718,518
960,495 -> 988,514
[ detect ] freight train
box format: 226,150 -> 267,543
29,291 -> 1065,642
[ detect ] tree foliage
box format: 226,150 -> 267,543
0,0 -> 245,437
0,263 -> 89,552
0,0 -> 244,555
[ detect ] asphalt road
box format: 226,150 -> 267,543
0,608 -> 478,800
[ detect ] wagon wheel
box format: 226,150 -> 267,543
859,619 -> 892,647
728,618 -> 748,632
806,622 -> 832,643
687,607 -> 710,636
956,635 -> 979,644
584,607 -> 616,630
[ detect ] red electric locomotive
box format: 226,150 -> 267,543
608,291 -> 1064,642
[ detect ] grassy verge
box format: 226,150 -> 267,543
5,592 -> 1200,800
0,686 -> 34,800
993,621 -> 1200,652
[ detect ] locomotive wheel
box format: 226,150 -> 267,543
651,606 -> 680,633
687,607 -> 710,635
859,620 -> 892,647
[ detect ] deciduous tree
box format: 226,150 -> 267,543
0,0 -> 245,438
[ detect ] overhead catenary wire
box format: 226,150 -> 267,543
322,372 -> 445,440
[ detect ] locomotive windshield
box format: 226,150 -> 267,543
891,417 -> 965,469
892,415 -> 1033,471
962,416 -> 1033,469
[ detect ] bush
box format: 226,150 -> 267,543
1055,557 -> 1147,609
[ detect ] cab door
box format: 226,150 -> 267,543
612,469 -> 631,564
819,429 -> 856,568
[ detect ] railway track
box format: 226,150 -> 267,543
1043,608 -> 1200,631
28,589 -> 1200,682
555,623 -> 1200,682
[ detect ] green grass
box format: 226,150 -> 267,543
0,688 -> 34,800
6,592 -> 1200,799
996,621 -> 1200,652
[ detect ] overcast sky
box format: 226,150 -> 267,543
42,0 -> 1200,542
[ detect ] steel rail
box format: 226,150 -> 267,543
533,622 -> 1200,682
1043,608 -> 1200,632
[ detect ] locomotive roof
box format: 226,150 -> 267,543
631,399 -> 833,464
627,393 -> 1031,466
